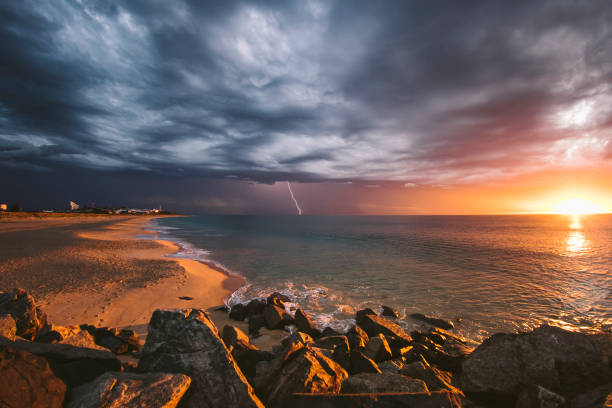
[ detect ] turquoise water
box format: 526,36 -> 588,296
152,214 -> 612,343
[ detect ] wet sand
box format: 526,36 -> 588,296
0,214 -> 244,337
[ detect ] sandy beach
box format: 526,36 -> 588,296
0,214 -> 244,337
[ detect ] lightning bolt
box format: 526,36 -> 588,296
286,182 -> 303,215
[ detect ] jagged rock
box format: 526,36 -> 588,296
116,329 -> 141,352
461,325 -> 612,401
229,303 -> 247,321
569,383 -> 612,408
341,372 -> 428,394
66,371 -> 191,408
355,308 -> 377,324
291,390 -> 462,407
223,325 -> 258,352
350,349 -> 381,374
294,309 -> 321,337
263,346 -> 348,408
0,346 -> 66,408
252,341 -> 306,394
0,336 -> 121,388
60,330 -> 107,351
267,292 -> 291,307
282,331 -> 314,348
246,299 -> 267,317
137,309 -> 263,408
410,313 -> 454,330
96,336 -> 128,354
378,358 -> 405,373
36,325 -> 81,343
363,333 -> 392,362
381,306 -> 399,318
515,385 -> 566,408
399,359 -> 462,395
314,335 -> 351,371
0,288 -> 48,340
357,314 -> 412,346
315,335 -> 349,350
248,314 -> 266,336
347,325 -> 369,349
263,304 -> 293,329
0,314 -> 16,340
321,326 -> 341,337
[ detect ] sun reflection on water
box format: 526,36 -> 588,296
565,215 -> 590,255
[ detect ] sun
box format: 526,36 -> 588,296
552,198 -> 604,215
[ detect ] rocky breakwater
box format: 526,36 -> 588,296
1,286 -> 611,408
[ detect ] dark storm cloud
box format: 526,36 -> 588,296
1,0 -> 611,185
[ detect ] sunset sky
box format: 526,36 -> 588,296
1,1 -> 611,214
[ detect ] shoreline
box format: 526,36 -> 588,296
0,214 -> 245,337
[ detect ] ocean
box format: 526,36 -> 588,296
151,214 -> 612,343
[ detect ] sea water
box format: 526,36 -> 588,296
152,214 -> 612,343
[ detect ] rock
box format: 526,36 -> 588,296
35,325 -> 80,343
246,299 -> 267,317
410,313 -> 454,330
117,329 -> 141,352
0,346 -> 66,408
248,314 -> 266,336
223,325 -> 258,352
291,390 -> 462,407
314,335 -> 351,371
229,303 -> 247,321
357,314 -> 412,346
282,331 -> 314,348
321,326 -> 341,337
350,349 -> 381,374
0,336 -> 121,388
137,309 -> 263,407
267,292 -> 291,307
234,348 -> 275,379
252,340 -> 307,394
0,288 -> 48,340
378,358 -> 405,373
315,335 -> 349,350
461,325 -> 612,401
347,325 -> 369,349
399,359 -> 462,395
97,335 -> 129,354
515,385 -> 566,408
341,372 -> 428,394
263,346 -> 348,408
66,371 -> 190,408
363,333 -> 392,363
381,306 -> 399,318
355,308 -> 377,324
60,330 -> 107,351
263,304 -> 293,329
294,309 -> 321,337
569,383 -> 612,408
0,314 -> 16,340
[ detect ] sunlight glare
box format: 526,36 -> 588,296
553,198 -> 603,215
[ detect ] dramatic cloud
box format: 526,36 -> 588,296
1,0 -> 611,187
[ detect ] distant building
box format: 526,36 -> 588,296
70,201 -> 80,211
0,204 -> 6,211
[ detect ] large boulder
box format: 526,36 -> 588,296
355,308 -> 377,323
137,309 -> 264,408
0,336 -> 121,388
346,325 -> 369,349
409,313 -> 454,330
350,349 -> 381,374
399,359 -> 462,395
381,306 -> 399,318
66,371 -> 191,408
246,299 -> 267,317
223,325 -> 273,378
357,314 -> 412,346
223,325 -> 258,352
267,292 -> 291,307
461,325 -> 612,402
61,330 -> 107,351
0,314 -> 16,340
291,390 -> 462,407
229,303 -> 247,321
363,333 -> 392,363
79,325 -> 139,354
263,304 -> 293,329
248,314 -> 266,337
0,346 -> 66,408
569,383 -> 612,408
0,288 -> 48,340
341,372 -> 428,394
294,309 -> 321,337
515,385 -> 566,408
263,346 -> 348,408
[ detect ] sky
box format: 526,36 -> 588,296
1,0 -> 612,214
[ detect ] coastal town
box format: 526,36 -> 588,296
0,201 -> 170,215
